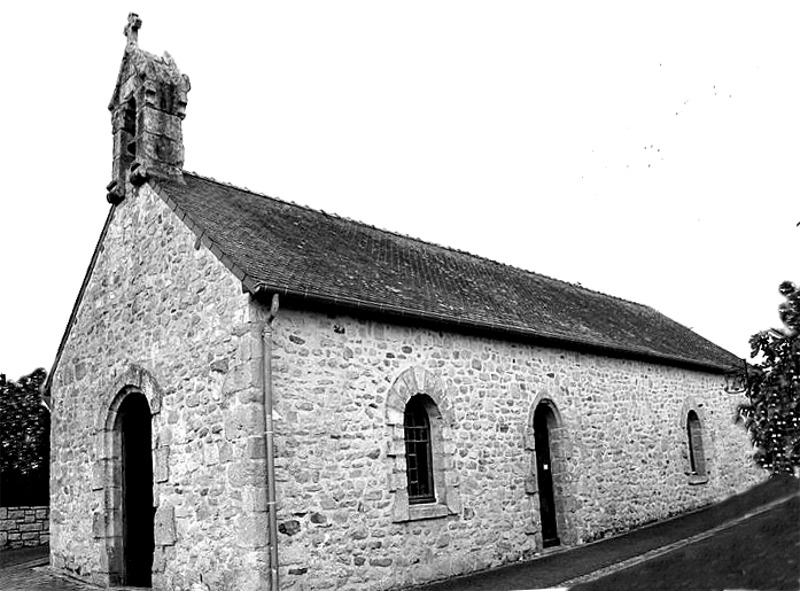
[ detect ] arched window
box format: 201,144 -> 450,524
687,410 -> 706,477
386,367 -> 460,522
404,395 -> 435,504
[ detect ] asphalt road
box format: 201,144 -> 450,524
573,494 -> 800,591
413,475 -> 799,591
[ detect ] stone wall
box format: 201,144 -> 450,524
50,183 -> 265,591
0,506 -> 49,549
253,304 -> 763,591
50,177 -> 762,591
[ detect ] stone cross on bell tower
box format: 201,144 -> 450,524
123,12 -> 142,51
106,13 -> 191,204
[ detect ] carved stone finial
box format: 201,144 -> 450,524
124,13 -> 142,50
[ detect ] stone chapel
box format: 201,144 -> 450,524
46,14 -> 762,591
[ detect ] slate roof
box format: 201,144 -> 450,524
153,172 -> 741,372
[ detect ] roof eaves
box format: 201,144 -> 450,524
167,174 -> 739,374
245,280 -> 736,374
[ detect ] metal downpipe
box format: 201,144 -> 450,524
261,293 -> 280,591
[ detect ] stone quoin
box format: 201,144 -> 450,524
45,14 -> 762,591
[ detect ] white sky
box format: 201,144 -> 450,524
0,2 -> 797,381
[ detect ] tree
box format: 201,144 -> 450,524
736,281 -> 800,476
0,368 -> 50,506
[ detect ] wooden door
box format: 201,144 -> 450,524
534,405 -> 559,547
120,393 -> 154,587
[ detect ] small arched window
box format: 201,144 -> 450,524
404,395 -> 435,504
687,410 -> 706,477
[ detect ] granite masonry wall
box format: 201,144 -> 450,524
50,183 -> 266,591
0,506 -> 49,549
253,303 -> 763,591
50,178 -> 762,591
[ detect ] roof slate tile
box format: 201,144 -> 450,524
157,173 -> 741,371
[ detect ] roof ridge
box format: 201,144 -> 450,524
181,170 -> 650,311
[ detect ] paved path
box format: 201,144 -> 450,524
0,544 -> 50,569
0,565 -> 99,591
2,476 -> 797,591
0,546 -> 98,591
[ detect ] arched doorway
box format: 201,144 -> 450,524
117,391 -> 154,587
534,403 -> 559,547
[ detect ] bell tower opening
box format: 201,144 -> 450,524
123,98 -> 137,158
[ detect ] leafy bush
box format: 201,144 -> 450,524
736,282 -> 800,476
0,368 -> 49,506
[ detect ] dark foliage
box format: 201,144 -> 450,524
736,282 -> 800,476
0,368 -> 49,506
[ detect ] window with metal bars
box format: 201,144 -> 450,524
404,396 -> 435,504
687,410 -> 706,476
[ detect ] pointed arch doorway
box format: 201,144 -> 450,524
114,390 -> 155,587
534,403 -> 560,548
